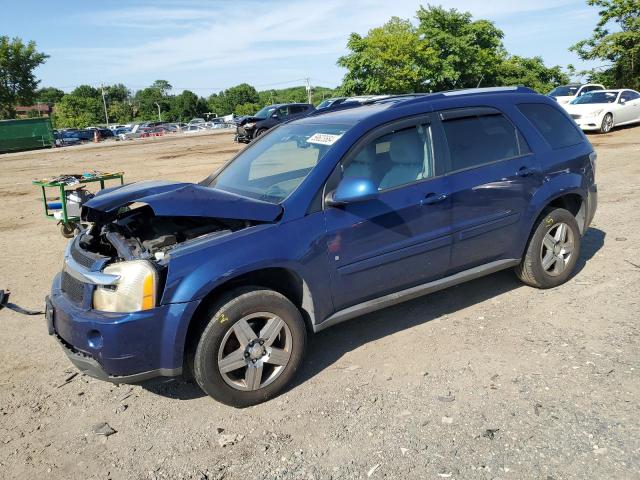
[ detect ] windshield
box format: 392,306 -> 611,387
570,91 -> 618,104
253,106 -> 277,119
208,123 -> 351,203
548,85 -> 580,97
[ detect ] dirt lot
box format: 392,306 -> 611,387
0,127 -> 638,479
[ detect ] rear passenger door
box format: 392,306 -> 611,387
437,107 -> 542,272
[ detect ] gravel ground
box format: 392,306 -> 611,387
0,127 -> 638,479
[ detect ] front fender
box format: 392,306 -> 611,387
159,214 -> 333,324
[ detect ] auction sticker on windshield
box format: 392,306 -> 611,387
307,133 -> 343,146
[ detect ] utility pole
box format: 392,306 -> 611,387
305,78 -> 313,104
155,102 -> 162,121
101,83 -> 110,127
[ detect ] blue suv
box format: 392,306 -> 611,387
46,87 -> 597,407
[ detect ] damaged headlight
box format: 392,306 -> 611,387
93,260 -> 157,312
244,122 -> 256,129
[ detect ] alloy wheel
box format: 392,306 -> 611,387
540,222 -> 575,276
217,312 -> 292,391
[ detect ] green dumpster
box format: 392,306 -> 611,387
0,117 -> 55,154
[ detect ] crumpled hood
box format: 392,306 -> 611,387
82,180 -> 283,223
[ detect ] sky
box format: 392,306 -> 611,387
1,0 -> 603,96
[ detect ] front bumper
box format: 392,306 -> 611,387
47,271 -> 199,383
571,115 -> 604,131
235,126 -> 253,143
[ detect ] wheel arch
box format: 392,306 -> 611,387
182,267 -> 316,372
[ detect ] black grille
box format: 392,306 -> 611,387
71,244 -> 98,269
61,271 -> 85,304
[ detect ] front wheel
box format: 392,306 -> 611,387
599,113 -> 614,134
515,208 -> 581,288
193,287 -> 307,407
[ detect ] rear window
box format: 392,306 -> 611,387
441,113 -> 522,172
517,103 -> 583,149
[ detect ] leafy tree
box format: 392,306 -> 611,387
107,101 -> 133,124
70,84 -> 100,98
338,6 -> 506,94
0,36 -> 49,118
134,82 -> 170,121
36,87 -> 65,104
54,95 -> 102,128
105,83 -> 131,103
208,83 -> 259,115
235,102 -> 262,116
151,79 -> 172,96
337,4 -> 571,95
169,90 -> 206,121
338,17 -> 425,94
570,0 -> 640,89
496,56 -> 570,93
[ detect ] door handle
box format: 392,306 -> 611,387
517,166 -> 535,177
421,193 -> 448,206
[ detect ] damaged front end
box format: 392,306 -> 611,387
61,180 -> 283,313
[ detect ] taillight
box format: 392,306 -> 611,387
589,151 -> 597,177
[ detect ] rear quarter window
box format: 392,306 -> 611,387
517,103 -> 583,149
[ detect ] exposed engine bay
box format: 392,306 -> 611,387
78,204 -> 251,262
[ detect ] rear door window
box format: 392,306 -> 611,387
440,111 -> 524,172
517,103 -> 583,149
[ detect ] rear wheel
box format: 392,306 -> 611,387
192,287 -> 307,407
599,113 -> 614,133
515,208 -> 581,288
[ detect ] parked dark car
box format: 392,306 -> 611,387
235,103 -> 314,143
316,97 -> 348,110
46,87 -> 597,407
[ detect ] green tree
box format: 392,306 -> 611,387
235,102 -> 261,116
169,90 -> 205,121
107,101 -> 133,124
70,84 -> 100,98
496,56 -> 570,93
105,83 -> 131,103
338,17 -> 425,94
338,6 -> 506,94
570,0 -> 640,89
337,4 -> 570,95
0,36 -> 49,118
134,81 -> 171,121
36,86 -> 65,104
208,83 -> 259,115
54,95 -> 103,128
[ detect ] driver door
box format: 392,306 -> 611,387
322,116 -> 453,311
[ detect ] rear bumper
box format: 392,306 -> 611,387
585,183 -> 598,231
47,273 -> 199,383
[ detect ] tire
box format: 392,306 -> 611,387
192,287 -> 307,407
515,208 -> 581,289
254,128 -> 267,139
599,113 -> 614,134
60,222 -> 77,238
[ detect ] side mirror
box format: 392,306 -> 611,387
325,177 -> 377,207
620,98 -> 626,104
271,113 -> 279,119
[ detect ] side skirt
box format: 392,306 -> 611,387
313,259 -> 520,333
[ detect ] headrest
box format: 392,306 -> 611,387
389,128 -> 424,165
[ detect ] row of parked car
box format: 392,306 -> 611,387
548,83 -> 640,134
235,86 -> 640,144
54,118 -> 235,147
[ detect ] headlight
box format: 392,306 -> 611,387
244,122 -> 256,129
93,260 -> 157,312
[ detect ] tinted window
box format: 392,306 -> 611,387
621,91 -> 640,101
518,103 -> 583,149
441,113 -> 521,172
343,124 -> 433,191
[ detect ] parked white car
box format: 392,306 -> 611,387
548,84 -> 605,105
564,89 -> 640,133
